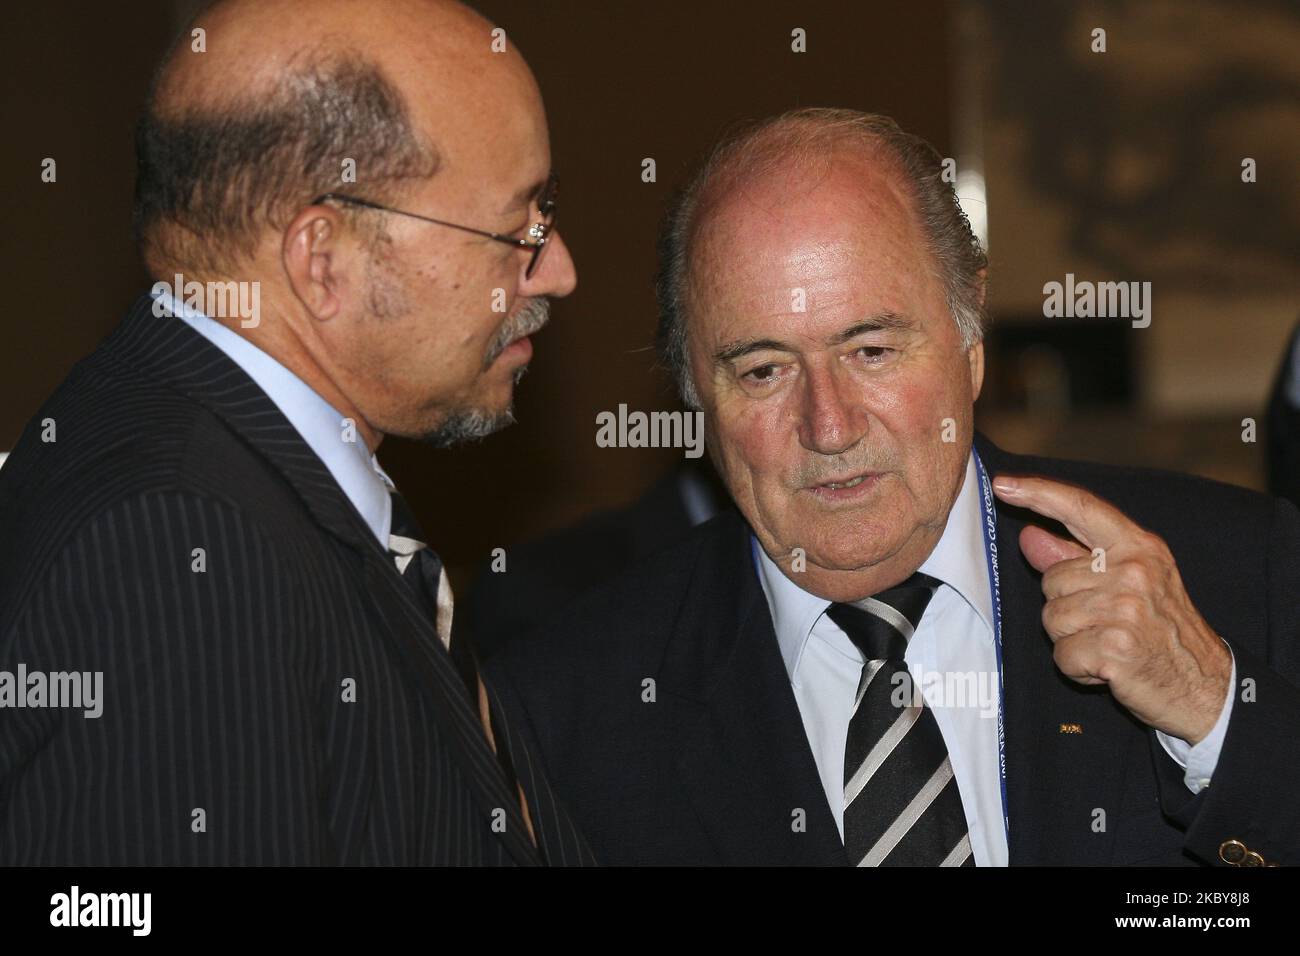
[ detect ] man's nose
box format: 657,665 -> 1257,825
521,228 -> 577,298
796,365 -> 867,456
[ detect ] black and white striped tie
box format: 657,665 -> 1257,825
388,489 -> 486,712
826,571 -> 974,867
387,489 -> 535,845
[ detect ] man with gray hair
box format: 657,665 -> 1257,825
487,108 -> 1300,866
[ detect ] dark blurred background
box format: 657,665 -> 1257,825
3,0 -> 1298,593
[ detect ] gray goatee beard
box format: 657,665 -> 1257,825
416,298 -> 550,449
416,406 -> 516,449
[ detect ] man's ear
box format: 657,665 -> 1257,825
968,338 -> 985,402
969,267 -> 987,401
282,204 -> 346,321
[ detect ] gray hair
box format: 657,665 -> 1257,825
655,108 -> 988,409
134,46 -> 440,277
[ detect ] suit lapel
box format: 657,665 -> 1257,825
975,432 -> 1134,864
360,552 -> 541,864
107,294 -> 540,865
659,515 -> 847,865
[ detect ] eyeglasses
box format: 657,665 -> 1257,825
312,172 -> 559,279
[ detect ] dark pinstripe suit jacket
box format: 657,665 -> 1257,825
0,294 -> 593,866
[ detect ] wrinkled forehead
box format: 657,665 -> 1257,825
686,157 -> 942,334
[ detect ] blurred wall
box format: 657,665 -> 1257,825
965,0 -> 1299,491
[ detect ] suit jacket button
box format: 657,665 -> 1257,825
1219,839 -> 1248,865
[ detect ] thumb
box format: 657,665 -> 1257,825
1019,523 -> 1089,574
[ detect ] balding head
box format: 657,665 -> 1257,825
137,0 -> 535,275
135,0 -> 577,452
150,0 -> 520,112
657,109 -> 987,410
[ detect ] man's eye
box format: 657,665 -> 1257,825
743,364 -> 779,382
858,346 -> 894,362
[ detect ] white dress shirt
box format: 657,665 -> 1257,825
153,290 -> 395,547
754,449 -> 1235,866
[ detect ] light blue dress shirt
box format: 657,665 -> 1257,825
153,290 -> 395,547
754,449 -> 1235,866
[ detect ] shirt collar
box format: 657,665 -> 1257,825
154,289 -> 394,546
755,448 -> 995,682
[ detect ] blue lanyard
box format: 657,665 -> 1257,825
972,449 -> 1011,847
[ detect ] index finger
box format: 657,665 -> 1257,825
991,474 -> 1134,553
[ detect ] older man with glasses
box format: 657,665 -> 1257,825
0,0 -> 589,866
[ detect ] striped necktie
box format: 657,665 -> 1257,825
387,489 -> 536,846
825,571 -> 974,866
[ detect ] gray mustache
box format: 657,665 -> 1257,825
794,459 -> 887,487
485,297 -> 550,366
